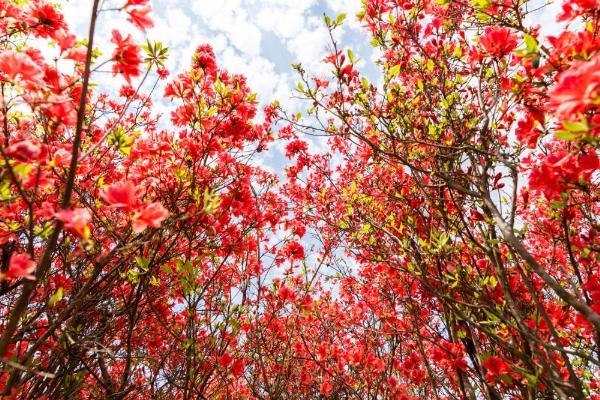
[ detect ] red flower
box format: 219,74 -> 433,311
55,208 -> 92,239
111,30 -> 142,83
320,380 -> 333,396
157,68 -> 169,79
530,150 -> 599,198
217,352 -> 233,369
558,0 -> 600,21
101,181 -> 140,211
124,0 -> 149,6
549,54 -> 600,120
482,356 -> 511,381
285,140 -> 308,158
282,241 -> 305,261
28,2 -> 66,39
132,202 -> 169,233
5,140 -> 43,162
193,44 -> 217,77
55,30 -> 76,53
43,94 -> 77,126
278,285 -> 296,302
479,27 -> 517,57
232,358 -> 245,377
515,114 -> 542,149
127,6 -> 153,32
0,50 -> 44,84
5,253 -> 36,280
52,148 -> 71,167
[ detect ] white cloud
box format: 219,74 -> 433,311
256,7 -> 305,39
286,16 -> 331,73
325,0 -> 364,30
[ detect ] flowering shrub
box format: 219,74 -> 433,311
0,0 -> 598,399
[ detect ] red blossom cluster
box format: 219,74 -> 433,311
0,0 -> 599,399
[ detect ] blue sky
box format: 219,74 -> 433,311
58,0 -> 562,174
60,0 -> 562,112
61,0 -> 377,112
59,0 -> 383,176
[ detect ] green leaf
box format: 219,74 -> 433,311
523,34 -> 538,53
347,48 -> 355,63
426,59 -> 434,72
335,13 -> 347,25
49,287 -> 64,306
562,120 -> 588,133
389,64 -> 401,77
136,256 -> 150,270
553,130 -> 578,140
524,372 -> 538,387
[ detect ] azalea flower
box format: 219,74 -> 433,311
132,202 -> 169,233
27,1 -> 66,39
127,6 -> 153,32
479,27 -> 517,57
549,53 -> 600,120
281,241 -> 304,261
111,30 -> 142,83
193,44 -> 217,77
55,208 -> 92,239
5,140 -> 43,162
482,356 -> 511,382
0,50 -> 44,84
217,353 -> 233,369
5,253 -> 36,280
529,150 -> 599,198
100,181 -> 140,211
515,114 -> 542,149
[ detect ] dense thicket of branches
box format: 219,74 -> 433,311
0,0 -> 599,399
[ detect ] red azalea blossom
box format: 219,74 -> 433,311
529,150 -> 599,198
232,358 -> 245,377
28,1 -> 66,39
482,356 -> 511,381
52,148 -> 71,166
285,139 -> 308,158
0,50 -> 44,84
515,114 -> 542,149
193,44 -> 217,77
5,140 -> 43,162
320,381 -> 333,396
549,53 -> 600,120
558,0 -> 600,21
282,241 -> 304,261
278,285 -> 296,302
127,6 -> 153,31
55,208 -> 92,239
217,353 -> 233,369
124,0 -> 149,6
132,202 -> 169,233
157,67 -> 169,79
5,253 -> 36,280
111,30 -> 142,82
100,181 -> 140,211
479,27 -> 518,57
